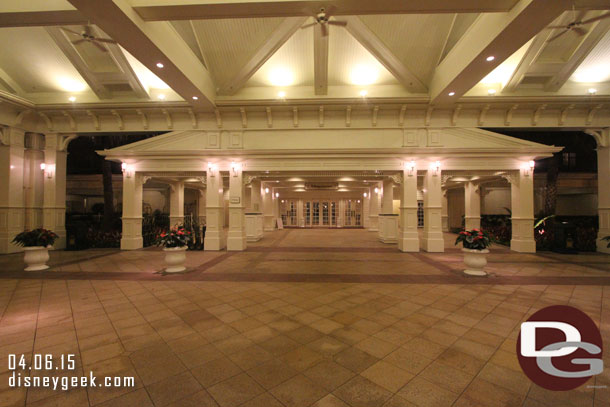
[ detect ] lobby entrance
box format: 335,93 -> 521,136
280,199 -> 363,228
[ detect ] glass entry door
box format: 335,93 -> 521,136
305,200 -> 336,227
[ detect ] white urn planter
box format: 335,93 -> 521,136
462,248 -> 489,276
163,246 -> 187,273
23,246 -> 50,271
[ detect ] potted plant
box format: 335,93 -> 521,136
156,225 -> 192,273
12,229 -> 59,271
455,228 -> 492,276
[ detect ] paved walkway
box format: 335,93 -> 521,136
1,229 -> 609,406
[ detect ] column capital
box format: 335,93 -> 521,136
44,133 -> 78,152
388,174 -> 402,185
0,126 -> 25,147
585,128 -> 609,148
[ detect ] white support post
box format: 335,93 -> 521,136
169,181 -> 185,226
398,167 -> 419,252
120,171 -> 143,250
198,189 -> 206,225
464,181 -> 481,230
297,199 -> 304,227
263,183 -> 275,231
422,166 -> 444,252
205,166 -> 226,250
362,189 -> 370,228
368,184 -> 380,232
24,133 -> 44,230
0,127 -> 26,253
250,179 -> 262,213
338,199 -> 345,228
596,131 -> 610,253
227,164 -> 246,251
43,134 -> 69,249
510,168 -> 536,253
441,189 -> 449,232
379,178 -> 398,243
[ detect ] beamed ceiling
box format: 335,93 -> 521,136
1,0 -> 610,117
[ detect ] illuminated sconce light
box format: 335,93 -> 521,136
10,165 -> 14,170
40,163 -> 46,171
374,187 -> 379,194
275,192 -> 279,198
121,162 -> 133,178
357,199 -> 361,203
588,88 -> 597,95
41,163 -> 55,179
524,160 -> 535,176
230,161 -> 240,176
431,161 -> 441,176
405,160 -> 416,176
281,199 -> 285,203
207,162 -> 217,177
265,187 -> 270,194
363,192 -> 368,198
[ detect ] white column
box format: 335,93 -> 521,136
43,134 -> 69,249
24,133 -> 44,230
337,199 -> 345,227
250,179 -> 262,213
0,127 -> 26,253
464,181 -> 481,230
205,166 -> 225,250
398,167 -> 419,252
441,190 -> 449,232
169,181 -> 185,226
263,184 -> 275,231
198,189 -> 206,225
120,171 -> 143,250
510,168 -> 536,253
297,199 -> 304,227
422,166 -> 444,252
596,132 -> 610,253
368,183 -> 380,231
227,164 -> 246,251
362,189 -> 370,228
379,178 -> 397,243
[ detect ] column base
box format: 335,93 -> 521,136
398,236 -> 419,252
368,215 -> 379,232
0,236 -> 22,254
596,237 -> 610,254
227,235 -> 247,251
422,232 -> 444,252
263,215 -> 275,231
442,215 -> 449,232
246,214 -> 263,242
378,215 -> 398,244
204,231 -> 226,251
121,217 -> 143,250
510,239 -> 536,253
121,237 -> 143,250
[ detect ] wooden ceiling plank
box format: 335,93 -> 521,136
313,25 -> 329,96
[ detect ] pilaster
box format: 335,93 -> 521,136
120,171 -> 144,250
508,168 -> 536,253
43,133 -> 71,249
592,129 -> 610,253
0,127 -> 26,253
441,189 -> 449,232
198,189 -> 206,225
263,184 -> 275,231
422,165 -> 445,252
227,164 -> 246,251
368,184 -> 380,231
205,165 -> 226,250
464,181 -> 481,230
169,181 -> 185,226
398,167 -> 419,252
379,178 -> 396,242
24,133 -> 44,230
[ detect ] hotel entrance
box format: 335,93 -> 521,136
280,199 -> 363,228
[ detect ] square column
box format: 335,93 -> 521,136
205,166 -> 226,250
24,133 -> 44,230
378,178 -> 397,242
596,138 -> 610,253
509,168 -> 536,253
297,199 -> 304,227
120,171 -> 143,250
464,182 -> 481,230
422,166 -> 444,252
250,179 -> 262,213
198,189 -> 206,225
227,164 -> 247,251
263,184 -> 275,231
43,134 -> 68,249
398,167 -> 419,252
441,190 -> 449,232
338,199 -> 345,227
0,127 -> 26,253
368,184 -> 380,231
169,181 -> 185,226
362,190 -> 370,229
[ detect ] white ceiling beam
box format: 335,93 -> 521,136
429,0 -> 568,105
220,17 -> 306,95
0,1 -> 86,27
344,16 -> 427,93
68,0 -> 216,110
313,26 -> 329,96
545,17 -> 610,92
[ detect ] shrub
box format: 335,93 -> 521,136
12,229 -> 59,247
455,229 -> 493,250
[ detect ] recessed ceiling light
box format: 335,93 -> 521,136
68,96 -> 76,102
486,56 -> 495,62
487,89 -> 496,95
192,96 -> 198,100
277,90 -> 286,98
588,88 -> 597,95
156,62 -> 164,68
157,94 -> 166,100
359,90 -> 368,97
448,91 -> 455,96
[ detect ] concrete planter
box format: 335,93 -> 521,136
163,246 -> 187,273
23,246 -> 50,271
462,248 -> 489,276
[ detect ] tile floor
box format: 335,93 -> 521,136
0,229 -> 609,406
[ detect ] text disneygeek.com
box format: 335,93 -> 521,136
7,354 -> 135,391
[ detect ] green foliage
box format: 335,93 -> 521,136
455,229 -> 493,250
12,229 -> 59,247
534,215 -> 556,229
155,225 -> 192,248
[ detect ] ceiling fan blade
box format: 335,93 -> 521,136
573,27 -> 588,36
92,41 -> 107,52
547,29 -> 569,42
61,27 -> 81,36
328,20 -> 347,27
300,22 -> 317,29
84,25 -> 92,36
579,11 -> 610,25
93,38 -> 117,44
71,39 -> 86,45
546,25 -> 567,29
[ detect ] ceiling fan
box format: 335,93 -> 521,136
300,7 -> 347,36
546,10 -> 610,42
60,26 -> 117,52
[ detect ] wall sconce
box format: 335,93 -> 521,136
230,161 -> 241,177
121,162 -> 133,178
374,187 -> 379,194
41,163 -> 55,179
430,161 -> 441,176
207,162 -> 217,177
275,192 -> 279,198
524,160 -> 535,176
363,192 -> 368,198
265,187 -> 270,194
405,160 -> 416,176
